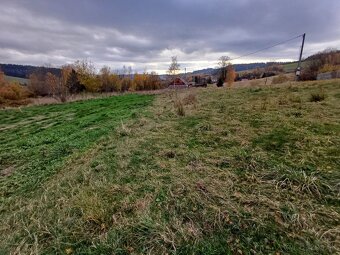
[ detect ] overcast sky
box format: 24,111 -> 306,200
0,0 -> 339,74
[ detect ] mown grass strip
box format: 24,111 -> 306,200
0,94 -> 154,198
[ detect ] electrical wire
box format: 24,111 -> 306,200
229,34 -> 304,61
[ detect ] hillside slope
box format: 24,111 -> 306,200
0,80 -> 339,254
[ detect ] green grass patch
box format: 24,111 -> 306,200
0,94 -> 153,198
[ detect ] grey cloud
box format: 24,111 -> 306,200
0,0 -> 339,73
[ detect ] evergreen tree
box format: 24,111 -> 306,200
66,69 -> 84,94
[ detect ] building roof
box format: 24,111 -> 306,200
169,77 -> 188,86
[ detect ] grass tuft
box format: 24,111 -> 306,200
310,91 -> 326,102
174,99 -> 185,116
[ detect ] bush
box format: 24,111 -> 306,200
309,92 -> 326,102
174,99 -> 185,116
216,77 -> 224,87
272,74 -> 289,84
301,49 -> 340,80
121,77 -> 133,92
0,83 -> 31,106
318,64 -> 340,74
0,83 -> 29,100
28,72 -> 50,96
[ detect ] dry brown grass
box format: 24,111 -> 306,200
272,74 -> 290,84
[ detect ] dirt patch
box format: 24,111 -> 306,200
0,166 -> 15,177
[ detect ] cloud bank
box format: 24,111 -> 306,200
0,0 -> 339,73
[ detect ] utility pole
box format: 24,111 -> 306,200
296,33 -> 306,80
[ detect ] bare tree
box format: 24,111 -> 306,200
45,72 -> 59,97
28,69 -> 49,96
217,56 -> 230,87
100,66 -> 111,92
168,56 -> 180,76
218,56 -> 230,69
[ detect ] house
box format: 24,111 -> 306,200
168,77 -> 188,89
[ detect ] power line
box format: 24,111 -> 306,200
229,34 -> 304,62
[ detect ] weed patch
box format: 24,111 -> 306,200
310,92 -> 326,102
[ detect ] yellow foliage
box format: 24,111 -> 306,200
133,73 -> 147,91
82,76 -> 101,93
110,74 -> 121,92
121,77 -> 133,92
319,64 -> 340,74
0,82 -> 29,101
73,60 -> 101,92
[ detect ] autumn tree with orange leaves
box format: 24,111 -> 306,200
226,64 -> 236,87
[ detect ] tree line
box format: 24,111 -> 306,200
300,49 -> 340,80
28,60 -> 163,102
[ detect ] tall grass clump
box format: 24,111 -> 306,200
174,99 -> 185,116
309,91 -> 326,102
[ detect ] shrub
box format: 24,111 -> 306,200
121,77 -> 133,92
0,83 -> 29,100
28,72 -> 50,96
146,72 -> 162,90
216,77 -> 224,87
174,99 -> 185,116
318,64 -> 340,74
0,83 -> 31,106
82,76 -> 101,92
66,70 -> 85,94
309,92 -> 326,102
272,74 -> 289,84
226,65 -> 236,87
301,49 -> 340,80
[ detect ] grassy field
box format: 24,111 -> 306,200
0,80 -> 339,254
282,61 -> 309,73
4,75 -> 29,84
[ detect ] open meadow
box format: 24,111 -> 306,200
0,80 -> 339,254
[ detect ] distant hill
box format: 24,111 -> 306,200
191,62 -> 291,75
304,49 -> 340,62
0,64 -> 60,79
